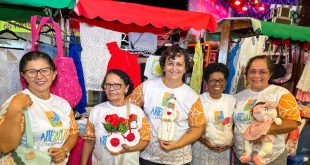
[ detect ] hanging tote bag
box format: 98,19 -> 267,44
273,47 -> 293,84
0,103 -> 51,165
21,16 -> 82,108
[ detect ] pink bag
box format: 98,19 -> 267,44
21,16 -> 82,108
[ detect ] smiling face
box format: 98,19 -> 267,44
21,58 -> 57,96
207,71 -> 226,97
163,55 -> 186,84
103,73 -> 129,106
246,59 -> 272,92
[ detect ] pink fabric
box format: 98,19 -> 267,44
21,16 -> 82,108
68,137 -> 92,165
243,120 -> 272,141
296,89 -> 310,102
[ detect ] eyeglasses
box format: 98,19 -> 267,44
23,67 -> 52,78
208,79 -> 226,85
103,83 -> 123,90
248,69 -> 269,76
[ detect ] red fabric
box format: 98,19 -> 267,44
106,42 -> 141,88
73,0 -> 217,32
68,137 -> 92,165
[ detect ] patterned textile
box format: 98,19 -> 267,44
190,41 -> 203,94
80,22 -> 122,91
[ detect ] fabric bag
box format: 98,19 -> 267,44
0,103 -> 51,165
21,16 -> 82,108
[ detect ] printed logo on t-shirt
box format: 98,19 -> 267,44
40,129 -> 69,146
162,92 -> 175,106
45,111 -> 63,127
214,111 -> 224,124
151,92 -> 175,119
99,135 -> 108,147
243,99 -> 257,111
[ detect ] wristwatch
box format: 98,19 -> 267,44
63,147 -> 69,158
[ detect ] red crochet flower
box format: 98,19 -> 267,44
129,114 -> 137,122
103,114 -> 128,133
111,138 -> 120,147
126,132 -> 135,142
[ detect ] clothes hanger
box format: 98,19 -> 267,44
0,28 -> 28,42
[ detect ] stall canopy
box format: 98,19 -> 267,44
73,0 -> 217,32
0,0 -> 76,9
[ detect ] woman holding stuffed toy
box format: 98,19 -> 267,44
233,55 -> 301,165
191,63 -> 236,165
0,51 -> 78,164
81,69 -> 150,165
128,45 -> 206,165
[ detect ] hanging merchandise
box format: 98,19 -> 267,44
68,33 -> 87,114
190,40 -> 203,94
230,36 -> 268,94
128,32 -> 157,55
272,48 -> 293,84
80,22 -> 122,91
296,52 -> 310,102
144,55 -> 162,80
224,42 -> 240,93
21,16 -> 82,108
38,42 -> 58,59
0,49 -> 23,105
106,41 -> 141,88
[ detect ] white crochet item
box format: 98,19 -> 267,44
80,22 -> 122,91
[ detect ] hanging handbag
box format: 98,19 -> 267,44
272,45 -> 293,84
21,16 -> 82,108
0,103 -> 51,165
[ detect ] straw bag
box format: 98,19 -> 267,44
0,103 -> 51,165
21,16 -> 82,108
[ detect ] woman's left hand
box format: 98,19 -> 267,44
48,147 -> 67,164
110,144 -> 134,155
159,140 -> 179,151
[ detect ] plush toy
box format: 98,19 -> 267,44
240,102 -> 282,165
158,97 -> 179,141
204,117 -> 233,147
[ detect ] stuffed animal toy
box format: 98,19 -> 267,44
240,102 -> 282,165
158,97 -> 179,141
204,117 -> 233,147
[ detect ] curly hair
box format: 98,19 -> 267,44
159,45 -> 192,74
203,63 -> 229,81
19,51 -> 56,73
102,69 -> 134,96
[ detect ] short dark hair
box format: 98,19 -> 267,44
245,55 -> 274,76
203,63 -> 229,81
159,45 -> 192,73
19,51 -> 56,73
102,69 -> 134,96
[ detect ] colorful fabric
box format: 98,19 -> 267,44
190,40 -> 203,94
128,78 -> 205,164
233,85 -> 300,164
83,102 -> 150,164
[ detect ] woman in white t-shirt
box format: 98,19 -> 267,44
129,45 -> 206,165
0,51 -> 78,164
233,55 -> 301,165
192,63 -> 236,165
81,69 -> 150,165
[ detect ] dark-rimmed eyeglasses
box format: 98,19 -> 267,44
208,79 -> 226,85
248,69 -> 269,76
23,67 -> 52,78
102,83 -> 123,90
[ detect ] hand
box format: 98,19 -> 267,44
159,140 -> 179,152
10,93 -> 32,112
48,147 -> 67,164
109,144 -> 134,155
200,138 -> 230,152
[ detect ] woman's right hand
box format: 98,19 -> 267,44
9,93 -> 32,112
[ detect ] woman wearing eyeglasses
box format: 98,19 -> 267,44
191,63 -> 236,165
0,51 -> 78,164
128,45 -> 206,165
233,55 -> 301,165
81,69 -> 150,165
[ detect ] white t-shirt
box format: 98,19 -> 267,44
85,102 -> 149,165
234,85 -> 300,164
0,89 -> 78,164
192,93 -> 236,165
131,78 -> 205,164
